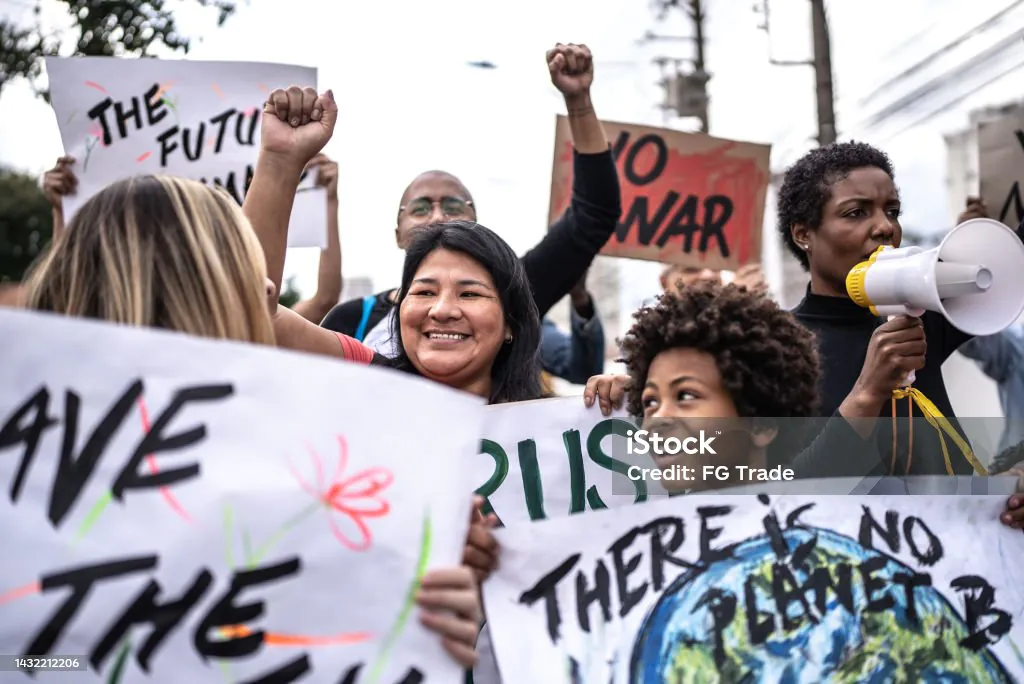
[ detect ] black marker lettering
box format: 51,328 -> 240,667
857,507 -> 900,554
891,571 -> 930,624
642,517 -> 691,590
110,383 -> 233,501
608,527 -> 647,617
50,380 -> 144,529
743,574 -> 774,645
87,98 -> 115,145
90,569 -> 213,672
209,108 -> 237,155
698,505 -> 733,563
518,554 -> 580,643
113,96 -> 143,139
803,564 -> 854,616
902,516 -> 942,566
181,124 -> 206,162
236,109 -> 260,147
0,386 -> 58,504
194,557 -> 302,659
694,587 -> 736,668
771,563 -> 815,630
952,575 -> 1012,650
575,561 -> 611,634
622,133 -> 668,186
25,555 -> 157,658
858,556 -> 893,613
157,127 -> 180,167
143,83 -> 168,127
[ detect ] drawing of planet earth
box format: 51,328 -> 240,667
629,527 -> 1013,683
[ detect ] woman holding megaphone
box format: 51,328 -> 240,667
778,142 -> 1024,495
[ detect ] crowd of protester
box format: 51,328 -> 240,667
5,40 -> 1024,683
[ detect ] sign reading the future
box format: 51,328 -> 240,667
44,57 -> 327,248
0,308 -> 483,682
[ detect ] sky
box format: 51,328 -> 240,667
1,0 -> 1022,306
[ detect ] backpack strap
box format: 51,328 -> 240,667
353,295 -> 377,341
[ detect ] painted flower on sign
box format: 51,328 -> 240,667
288,435 -> 393,551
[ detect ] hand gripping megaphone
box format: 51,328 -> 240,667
846,218 -> 1024,384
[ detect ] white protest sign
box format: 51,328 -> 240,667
0,308 -> 483,683
45,57 -> 327,248
484,493 -> 1024,683
472,398 -> 668,525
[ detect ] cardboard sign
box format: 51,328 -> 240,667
0,308 -> 484,682
484,493 -> 1024,683
548,117 -> 770,270
45,57 -> 328,248
979,113 -> 1024,230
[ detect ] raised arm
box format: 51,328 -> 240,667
41,156 -> 76,239
293,154 -> 343,323
243,86 -> 375,363
520,43 -> 622,318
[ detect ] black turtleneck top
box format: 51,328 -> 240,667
785,216 -> 1024,477
790,291 -> 973,476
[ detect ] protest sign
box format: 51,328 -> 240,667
484,493 -> 1024,683
979,112 -> 1024,230
45,57 -> 327,248
472,398 -> 669,525
548,117 -> 770,270
0,309 -> 483,683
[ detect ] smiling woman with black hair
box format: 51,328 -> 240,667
272,220 -> 542,405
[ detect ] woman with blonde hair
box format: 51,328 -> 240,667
23,173 -> 276,346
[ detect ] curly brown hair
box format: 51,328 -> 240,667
620,281 -> 821,420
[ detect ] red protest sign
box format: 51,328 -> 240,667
548,116 -> 771,270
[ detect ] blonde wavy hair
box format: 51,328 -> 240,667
24,175 -> 275,345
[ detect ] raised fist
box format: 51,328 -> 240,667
42,156 -> 77,209
306,153 -> 339,198
546,43 -> 594,98
261,87 -> 337,171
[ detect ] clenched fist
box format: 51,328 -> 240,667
546,43 -> 593,98
261,87 -> 337,171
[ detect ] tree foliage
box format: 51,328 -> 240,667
0,0 -> 240,99
0,167 -> 53,284
279,275 -> 301,308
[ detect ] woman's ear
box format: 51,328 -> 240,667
790,223 -> 812,254
751,426 -> 779,448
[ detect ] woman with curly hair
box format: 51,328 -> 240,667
583,281 -> 882,490
778,141 -> 1024,481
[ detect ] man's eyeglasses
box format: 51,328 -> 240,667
401,197 -> 474,218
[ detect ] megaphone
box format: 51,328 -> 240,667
846,217 -> 1024,336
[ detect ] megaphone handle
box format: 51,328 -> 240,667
888,315 -> 916,387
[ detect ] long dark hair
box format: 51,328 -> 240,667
389,221 -> 542,404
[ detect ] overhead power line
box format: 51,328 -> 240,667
856,0 -> 1024,109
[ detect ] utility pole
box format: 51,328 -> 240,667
809,0 -> 837,145
755,0 -> 838,147
690,0 -> 709,133
644,0 -> 711,132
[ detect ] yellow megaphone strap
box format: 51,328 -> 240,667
892,387 -> 986,475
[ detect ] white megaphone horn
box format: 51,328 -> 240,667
846,218 -> 1024,384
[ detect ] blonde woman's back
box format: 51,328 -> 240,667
24,175 -> 275,346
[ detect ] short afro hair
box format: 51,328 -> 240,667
777,141 -> 895,270
619,281 -> 820,423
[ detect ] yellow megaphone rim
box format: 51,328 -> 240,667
845,246 -> 886,316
